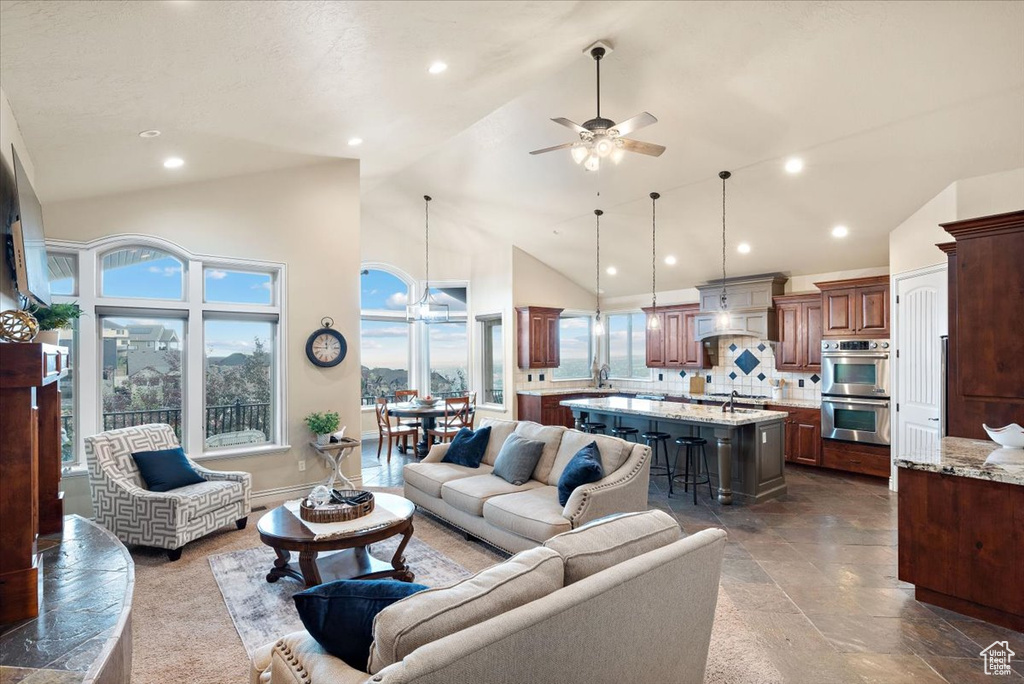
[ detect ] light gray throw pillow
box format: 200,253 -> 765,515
491,433 -> 545,486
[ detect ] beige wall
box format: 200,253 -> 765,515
888,167 -> 1024,276
44,161 -> 362,516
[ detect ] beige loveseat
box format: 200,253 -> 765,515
251,511 -> 727,684
402,418 -> 652,553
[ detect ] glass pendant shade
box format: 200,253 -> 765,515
571,143 -> 589,164
584,154 -> 600,172
611,147 -> 625,164
407,195 -> 450,323
647,313 -> 660,330
594,137 -> 614,158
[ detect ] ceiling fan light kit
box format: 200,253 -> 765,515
529,42 -> 665,170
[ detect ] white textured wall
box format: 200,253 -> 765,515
44,161 -> 361,516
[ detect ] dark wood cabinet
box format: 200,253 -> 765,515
773,293 -> 822,371
768,405 -> 821,466
642,303 -> 713,369
938,210 -> 1024,440
816,276 -> 890,338
821,440 -> 890,478
517,392 -> 611,428
898,468 -> 1024,630
1,343 -> 69,624
516,306 -> 563,369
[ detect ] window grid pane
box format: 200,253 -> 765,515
205,269 -> 273,305
57,323 -> 77,465
631,312 -> 650,378
101,248 -> 185,300
48,253 -> 77,296
429,321 -> 468,398
204,319 -> 274,448
481,319 -> 503,404
360,319 -> 410,404
607,314 -> 630,379
553,316 -> 592,380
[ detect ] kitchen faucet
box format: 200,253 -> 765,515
722,390 -> 739,413
597,364 -> 610,388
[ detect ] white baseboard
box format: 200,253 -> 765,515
252,475 -> 364,508
361,431 -> 377,440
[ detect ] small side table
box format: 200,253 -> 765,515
309,437 -> 362,489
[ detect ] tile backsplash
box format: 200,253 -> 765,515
514,336 -> 821,403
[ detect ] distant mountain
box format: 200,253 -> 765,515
210,353 -> 249,366
362,366 -> 408,383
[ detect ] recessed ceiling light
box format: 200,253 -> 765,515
832,225 -> 849,238
428,61 -> 447,75
163,157 -> 185,169
606,266 -> 617,275
347,137 -> 363,146
664,255 -> 677,265
138,129 -> 161,138
737,242 -> 751,254
785,157 -> 804,174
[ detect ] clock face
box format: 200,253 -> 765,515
306,328 -> 347,367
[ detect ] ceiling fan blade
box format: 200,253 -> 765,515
612,112 -> 658,137
551,117 -> 589,135
529,142 -> 576,155
620,138 -> 666,157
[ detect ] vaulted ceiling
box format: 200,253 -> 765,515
2,1 -> 1022,296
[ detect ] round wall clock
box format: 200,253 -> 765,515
306,317 -> 347,368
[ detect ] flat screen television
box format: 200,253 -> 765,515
9,145 -> 50,306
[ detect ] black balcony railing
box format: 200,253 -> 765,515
104,408 -> 183,435
63,401 -> 272,445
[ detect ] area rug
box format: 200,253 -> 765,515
209,536 -> 474,655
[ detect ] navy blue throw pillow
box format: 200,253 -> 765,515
294,579 -> 428,671
130,447 -> 205,492
557,441 -> 605,506
441,426 -> 491,468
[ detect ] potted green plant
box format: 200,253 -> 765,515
27,302 -> 83,346
305,411 -> 340,446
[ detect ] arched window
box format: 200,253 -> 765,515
100,246 -> 185,300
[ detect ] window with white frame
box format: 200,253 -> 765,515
49,238 -> 286,468
607,312 -> 651,380
478,315 -> 503,405
425,286 -> 469,398
360,268 -> 412,404
552,314 -> 593,380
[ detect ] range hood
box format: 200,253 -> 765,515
694,273 -> 788,342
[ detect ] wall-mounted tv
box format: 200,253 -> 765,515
9,145 -> 50,306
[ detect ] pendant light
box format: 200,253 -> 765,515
406,195 -> 450,323
593,209 -> 605,335
717,171 -> 732,328
647,192 -> 661,330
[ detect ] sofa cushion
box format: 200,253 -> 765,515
482,486 -> 572,542
442,426 -> 491,468
169,480 -> 245,520
547,430 -> 632,486
131,447 -> 205,492
492,433 -> 546,486
293,579 -> 428,671
544,510 -> 682,584
556,441 -> 605,506
403,462 -> 494,499
368,546 -> 563,674
441,474 -> 544,517
478,418 -> 517,466
513,422 -> 566,482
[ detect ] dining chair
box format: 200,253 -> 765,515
375,398 -> 418,463
426,396 -> 472,443
393,389 -> 422,432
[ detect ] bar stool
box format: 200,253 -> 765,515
672,436 -> 713,505
610,426 -> 639,442
582,422 -> 607,434
642,430 -> 674,494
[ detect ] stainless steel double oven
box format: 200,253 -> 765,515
820,339 -> 891,446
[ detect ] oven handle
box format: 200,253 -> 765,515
822,397 -> 890,407
821,353 -> 890,360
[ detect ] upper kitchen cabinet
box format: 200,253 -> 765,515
816,275 -> 890,338
773,292 -> 822,371
642,304 -> 715,369
516,306 -> 563,369
939,210 -> 1024,440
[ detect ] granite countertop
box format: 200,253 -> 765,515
516,387 -> 819,409
686,393 -> 821,410
896,437 -> 1024,486
559,396 -> 789,427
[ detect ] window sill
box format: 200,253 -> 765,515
62,466 -> 88,478
477,403 -> 508,412
197,443 -> 292,462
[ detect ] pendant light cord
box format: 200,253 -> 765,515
423,195 -> 432,302
594,209 -> 603,318
719,171 -> 731,308
651,192 -> 659,310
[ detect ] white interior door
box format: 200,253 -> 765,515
894,267 -> 948,484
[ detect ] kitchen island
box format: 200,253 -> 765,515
896,437 -> 1024,631
561,396 -> 789,505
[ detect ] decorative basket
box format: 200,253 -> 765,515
299,490 -> 374,523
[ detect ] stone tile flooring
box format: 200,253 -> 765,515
360,439 -> 1023,683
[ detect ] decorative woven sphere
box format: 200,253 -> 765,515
0,309 -> 40,342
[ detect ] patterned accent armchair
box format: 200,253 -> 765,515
84,423 -> 252,561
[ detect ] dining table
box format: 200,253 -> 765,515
387,400 -> 472,456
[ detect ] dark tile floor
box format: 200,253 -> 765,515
361,439 -> 1023,683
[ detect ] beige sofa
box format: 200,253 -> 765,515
402,418 -> 652,553
251,511 -> 727,684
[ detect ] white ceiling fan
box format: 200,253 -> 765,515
530,43 -> 665,171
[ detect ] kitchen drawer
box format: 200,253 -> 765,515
822,440 -> 890,478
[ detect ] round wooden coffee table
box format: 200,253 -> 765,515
257,492 -> 416,586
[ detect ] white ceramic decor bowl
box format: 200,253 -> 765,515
983,423 -> 1024,449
